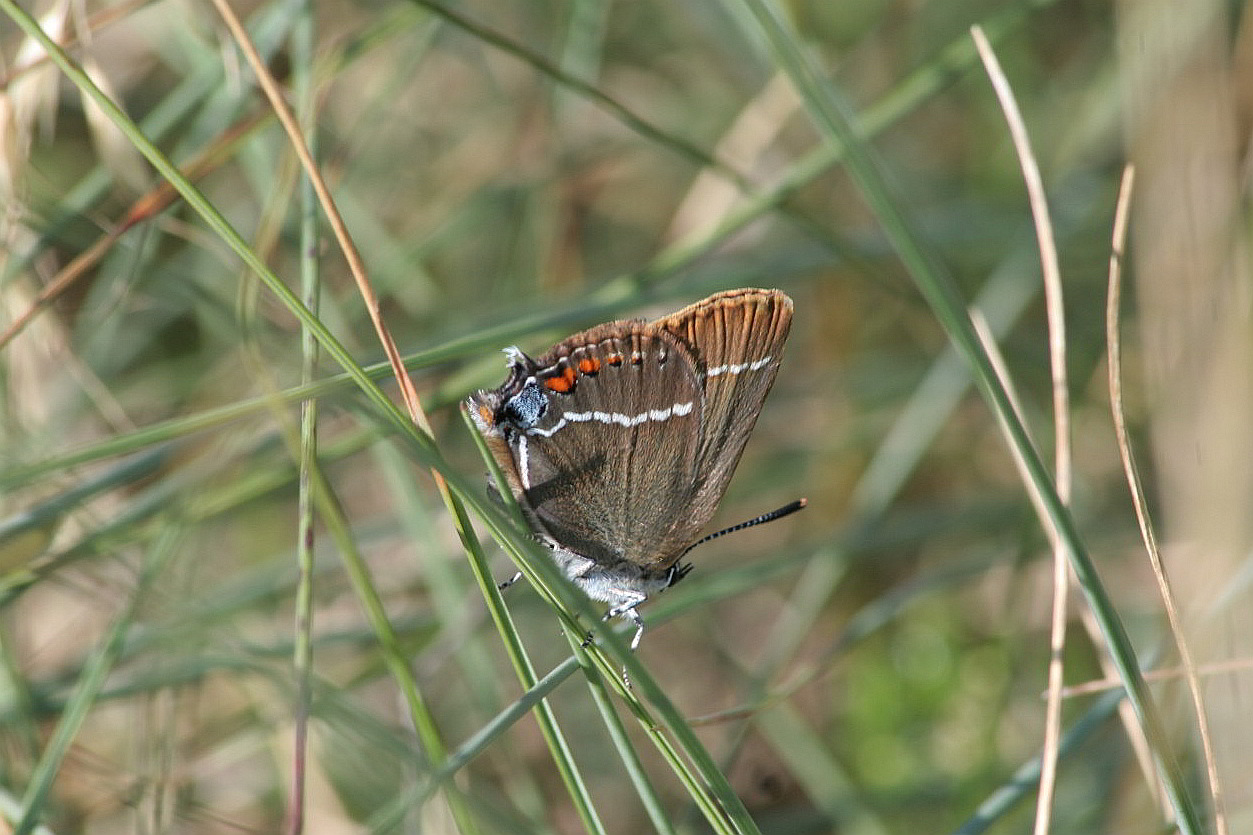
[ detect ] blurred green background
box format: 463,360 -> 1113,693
2,0 -> 1251,832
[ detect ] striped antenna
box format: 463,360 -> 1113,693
680,498 -> 807,558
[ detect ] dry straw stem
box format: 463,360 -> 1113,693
1116,0 -> 1253,821
740,0 -> 1200,827
1105,165 -> 1228,835
968,307 -> 1123,831
203,0 -> 423,429
202,4 -> 487,831
0,113 -> 268,351
970,302 -> 1174,830
1059,657 -> 1253,699
970,26 -> 1071,835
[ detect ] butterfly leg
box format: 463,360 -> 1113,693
580,603 -> 644,646
496,571 -> 523,592
603,605 -> 646,651
666,562 -> 694,587
576,593 -> 649,686
605,600 -> 649,687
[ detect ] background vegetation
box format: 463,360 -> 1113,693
1,0 -> 1250,832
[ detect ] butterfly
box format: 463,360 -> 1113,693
468,288 -> 799,651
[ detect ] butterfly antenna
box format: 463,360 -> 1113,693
680,499 -> 807,558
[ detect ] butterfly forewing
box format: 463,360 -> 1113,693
651,288 -> 793,550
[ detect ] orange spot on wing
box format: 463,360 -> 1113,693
578,357 -> 601,374
544,366 -> 578,393
607,354 -> 624,366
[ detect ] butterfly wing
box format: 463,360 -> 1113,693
469,288 -> 792,574
470,322 -> 706,568
648,288 -> 793,565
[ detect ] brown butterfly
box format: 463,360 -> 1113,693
468,288 -> 801,651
